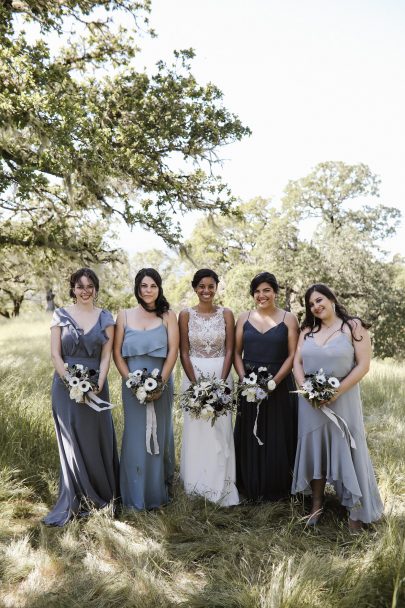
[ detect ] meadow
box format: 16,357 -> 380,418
0,313 -> 404,608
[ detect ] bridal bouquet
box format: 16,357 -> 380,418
180,374 -> 235,426
294,369 -> 340,408
126,368 -> 165,404
236,366 -> 276,405
63,363 -> 99,403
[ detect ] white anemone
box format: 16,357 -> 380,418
79,380 -> 91,392
69,377 -> 80,387
328,377 -> 340,388
151,368 -> 160,378
144,378 -> 158,391
244,372 -> 257,385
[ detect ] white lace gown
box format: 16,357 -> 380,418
180,308 -> 239,506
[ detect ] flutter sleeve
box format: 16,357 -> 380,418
99,310 -> 115,344
50,308 -> 70,329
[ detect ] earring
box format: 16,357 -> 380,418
94,292 -> 98,303
72,295 -> 77,303
332,303 -> 336,313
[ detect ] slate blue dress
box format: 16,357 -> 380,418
43,308 -> 120,526
120,321 -> 175,510
234,314 -> 298,500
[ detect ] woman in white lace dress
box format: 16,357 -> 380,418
179,269 -> 239,506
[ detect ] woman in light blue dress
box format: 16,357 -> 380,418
292,284 -> 383,531
114,268 -> 179,510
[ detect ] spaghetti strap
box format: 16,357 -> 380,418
283,310 -> 287,321
247,311 -> 251,320
124,309 -> 128,327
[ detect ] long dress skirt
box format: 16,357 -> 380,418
180,355 -> 239,506
291,333 -> 383,523
120,325 -> 175,510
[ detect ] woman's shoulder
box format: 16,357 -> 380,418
282,309 -> 299,327
178,307 -> 191,318
163,309 -> 178,322
99,308 -> 115,324
236,310 -> 250,324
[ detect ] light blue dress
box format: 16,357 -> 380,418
120,321 -> 175,510
291,333 -> 383,523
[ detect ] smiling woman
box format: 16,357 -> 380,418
292,283 -> 384,531
43,267 -> 119,526
233,272 -> 299,502
113,268 -> 179,511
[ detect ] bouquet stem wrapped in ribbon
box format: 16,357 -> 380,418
236,366 -> 276,445
292,369 -> 356,449
62,363 -> 116,412
126,368 -> 166,455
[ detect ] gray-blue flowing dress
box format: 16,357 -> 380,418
120,322 -> 175,510
43,308 -> 120,526
291,333 -> 383,523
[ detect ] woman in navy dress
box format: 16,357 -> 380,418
43,268 -> 119,526
234,272 -> 299,500
113,268 -> 179,510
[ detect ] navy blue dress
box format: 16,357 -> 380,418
234,317 -> 298,500
43,308 -> 120,526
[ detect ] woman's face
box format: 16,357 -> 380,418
253,282 -> 276,309
194,276 -> 218,304
308,291 -> 335,321
139,275 -> 159,307
73,274 -> 96,305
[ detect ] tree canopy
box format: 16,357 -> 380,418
0,0 -> 250,248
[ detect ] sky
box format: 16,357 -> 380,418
119,0 -> 405,258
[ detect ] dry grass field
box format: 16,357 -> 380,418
0,313 -> 404,607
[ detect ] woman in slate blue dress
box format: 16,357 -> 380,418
234,272 -> 299,501
44,268 -> 119,526
113,268 -> 179,510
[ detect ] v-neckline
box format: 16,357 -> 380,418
246,319 -> 286,335
61,307 -> 102,336
311,332 -> 350,348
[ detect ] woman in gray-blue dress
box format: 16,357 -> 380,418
113,268 -> 179,510
292,283 -> 383,531
43,268 -> 119,526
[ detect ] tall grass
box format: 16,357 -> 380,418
0,314 -> 404,607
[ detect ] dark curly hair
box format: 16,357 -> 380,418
250,272 -> 279,296
69,268 -> 99,299
302,283 -> 371,341
191,268 -> 220,289
134,268 -> 170,318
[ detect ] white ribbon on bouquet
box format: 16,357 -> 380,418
83,391 -> 116,412
253,402 -> 264,446
321,405 -> 357,449
146,401 -> 159,455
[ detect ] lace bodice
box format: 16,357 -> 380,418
188,307 -> 226,358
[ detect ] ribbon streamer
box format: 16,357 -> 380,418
321,406 -> 357,449
84,391 -> 116,412
146,401 -> 160,455
253,402 -> 264,446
